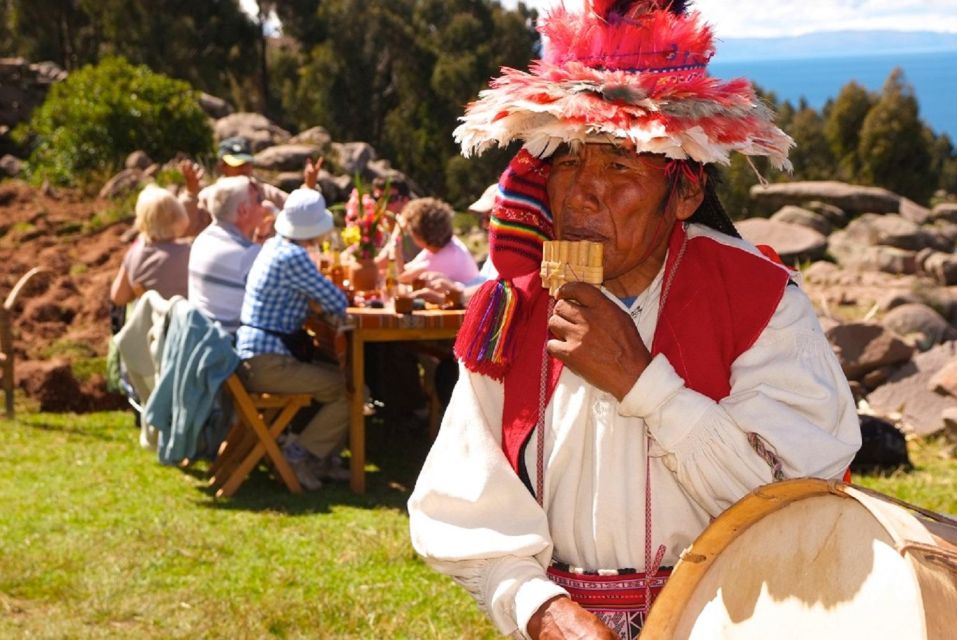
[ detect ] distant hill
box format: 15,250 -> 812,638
716,31 -> 957,62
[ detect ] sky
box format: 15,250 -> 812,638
503,0 -> 957,38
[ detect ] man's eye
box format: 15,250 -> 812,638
609,161 -> 630,171
554,157 -> 578,168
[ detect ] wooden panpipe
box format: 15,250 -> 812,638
540,240 -> 604,297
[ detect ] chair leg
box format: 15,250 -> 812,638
215,400 -> 306,498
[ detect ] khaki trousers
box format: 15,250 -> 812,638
238,353 -> 349,459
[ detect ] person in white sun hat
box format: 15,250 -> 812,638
235,188 -> 351,491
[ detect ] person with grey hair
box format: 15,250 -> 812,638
187,176 -> 267,333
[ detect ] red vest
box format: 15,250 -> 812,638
501,223 -> 791,473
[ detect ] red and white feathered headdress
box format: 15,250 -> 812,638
455,0 -> 793,170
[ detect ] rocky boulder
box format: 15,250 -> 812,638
917,249 -> 957,286
929,360 -> 957,399
770,205 -> 833,236
331,141 -> 377,178
865,341 -> 957,436
804,201 -> 849,228
826,322 -> 915,381
98,168 -> 143,200
898,197 -> 932,225
827,231 -> 917,275
289,126 -> 332,150
851,415 -> 912,474
841,213 -> 946,252
198,92 -> 233,119
735,218 -> 828,265
0,154 -> 21,178
124,150 -> 152,171
0,57 -> 67,128
213,112 -> 290,152
931,202 -> 957,224
253,144 -> 322,172
750,181 -> 900,216
881,303 -> 957,349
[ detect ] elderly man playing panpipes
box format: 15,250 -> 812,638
407,2 -> 861,639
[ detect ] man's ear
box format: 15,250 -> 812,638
673,173 -> 705,222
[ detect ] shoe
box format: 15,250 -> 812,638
289,457 -> 323,491
307,455 -> 351,483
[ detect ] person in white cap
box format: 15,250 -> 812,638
235,188 -> 350,490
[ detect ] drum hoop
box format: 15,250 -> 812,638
640,477 -> 948,639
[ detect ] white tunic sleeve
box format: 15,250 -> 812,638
408,365 -> 567,638
619,285 -> 861,516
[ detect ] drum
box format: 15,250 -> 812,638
641,479 -> 957,639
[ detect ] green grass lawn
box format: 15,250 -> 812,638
0,411 -> 498,639
1,411 -> 954,639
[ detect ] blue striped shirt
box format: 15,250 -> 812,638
236,236 -> 348,360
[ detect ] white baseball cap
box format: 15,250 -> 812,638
274,188 -> 334,240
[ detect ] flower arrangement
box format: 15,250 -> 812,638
342,178 -> 388,260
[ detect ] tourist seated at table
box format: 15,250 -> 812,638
373,176 -> 419,266
236,188 -> 350,491
188,176 -> 267,334
110,184 -> 191,306
398,197 -> 479,285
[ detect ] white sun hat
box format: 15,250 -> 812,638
274,188 -> 334,240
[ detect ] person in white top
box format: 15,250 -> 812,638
187,176 -> 266,334
407,2 -> 861,639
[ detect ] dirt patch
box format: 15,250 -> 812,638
1,179 -> 130,411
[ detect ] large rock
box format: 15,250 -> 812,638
803,201 -> 849,228
273,171 -> 304,193
917,250 -> 957,286
735,218 -> 828,265
331,141 -> 377,178
828,231 -> 918,275
931,202 -> 957,224
898,197 -> 932,225
842,213 -> 945,252
213,112 -> 290,153
289,126 -> 332,149
865,341 -> 957,436
0,153 -> 21,177
0,57 -> 67,128
826,322 -> 915,381
770,205 -> 833,236
929,360 -> 957,399
750,181 -> 901,215
98,168 -> 143,200
881,303 -> 957,349
198,92 -> 233,119
253,143 -> 322,171
124,150 -> 152,171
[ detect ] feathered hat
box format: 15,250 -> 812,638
455,0 -> 793,169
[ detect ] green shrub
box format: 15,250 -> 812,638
14,56 -> 212,185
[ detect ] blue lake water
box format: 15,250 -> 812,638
710,50 -> 957,140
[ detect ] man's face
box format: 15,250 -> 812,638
221,161 -> 254,177
547,144 -> 698,291
236,183 -> 265,237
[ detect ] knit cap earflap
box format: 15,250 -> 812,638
453,149 -> 553,379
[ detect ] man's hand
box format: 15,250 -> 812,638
527,596 -> 618,639
546,281 -> 651,401
178,160 -> 204,197
303,157 -> 323,190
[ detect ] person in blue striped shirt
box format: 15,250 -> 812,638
236,188 -> 350,490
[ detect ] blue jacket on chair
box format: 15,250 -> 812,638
145,299 -> 240,465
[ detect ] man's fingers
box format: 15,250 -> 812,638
552,298 -> 585,324
555,281 -> 604,307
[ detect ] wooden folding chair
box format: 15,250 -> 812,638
208,374 -> 312,498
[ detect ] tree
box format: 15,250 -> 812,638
787,106 -> 835,181
824,81 -> 874,180
857,68 -> 934,203
15,56 -> 212,185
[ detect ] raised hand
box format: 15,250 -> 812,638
178,159 -> 204,197
546,281 -> 651,401
303,156 -> 324,190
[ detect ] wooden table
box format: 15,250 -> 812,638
344,307 -> 465,493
